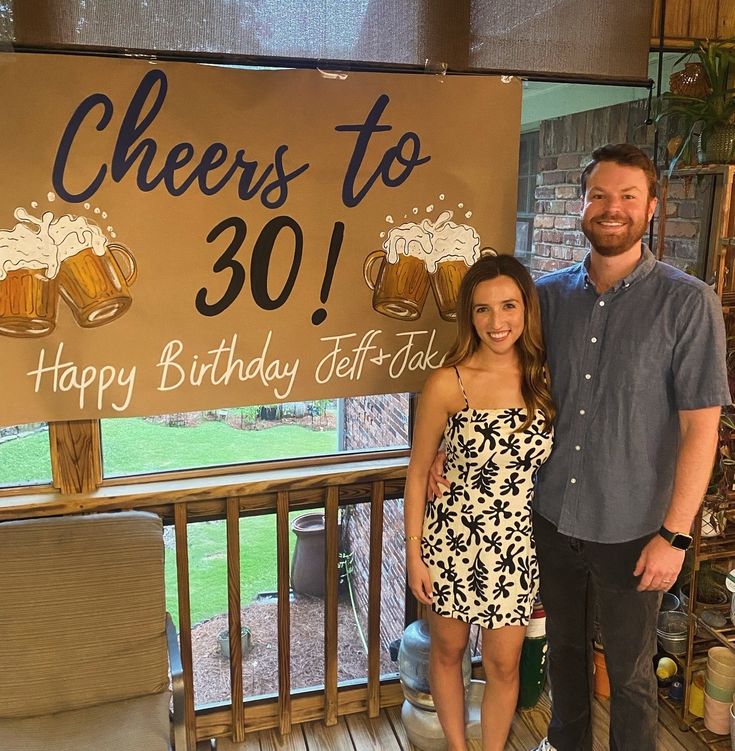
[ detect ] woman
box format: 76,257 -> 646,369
404,254 -> 555,751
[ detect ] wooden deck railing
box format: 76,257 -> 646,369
0,456 -> 410,747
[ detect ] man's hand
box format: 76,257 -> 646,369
633,535 -> 686,591
427,448 -> 449,500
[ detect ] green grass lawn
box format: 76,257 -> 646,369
101,417 -> 338,475
0,428 -> 53,487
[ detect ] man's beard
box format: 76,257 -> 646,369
581,213 -> 649,257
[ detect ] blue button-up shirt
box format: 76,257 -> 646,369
535,248 -> 731,543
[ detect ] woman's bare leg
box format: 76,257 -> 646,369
428,609 -> 471,751
479,624 -> 526,751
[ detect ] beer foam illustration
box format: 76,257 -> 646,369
48,214 -> 108,263
382,210 -> 480,273
0,208 -> 109,280
382,221 -> 434,263
0,210 -> 58,280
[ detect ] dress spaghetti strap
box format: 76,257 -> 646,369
453,365 -> 470,410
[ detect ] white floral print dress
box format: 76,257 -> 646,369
421,367 -> 553,629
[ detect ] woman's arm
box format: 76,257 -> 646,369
404,370 -> 454,605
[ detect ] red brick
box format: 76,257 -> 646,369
667,181 -> 695,200
557,153 -> 583,170
677,201 -> 701,219
554,216 -> 578,230
532,258 -> 567,273
556,186 -> 578,199
565,200 -> 582,213
552,245 -> 574,260
543,200 -> 566,214
535,186 -> 556,199
563,231 -> 587,247
538,157 -> 558,171
541,230 -> 562,243
541,171 -> 566,185
664,220 -> 698,239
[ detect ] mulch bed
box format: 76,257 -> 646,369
190,594 -> 397,706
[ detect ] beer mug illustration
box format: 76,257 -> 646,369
430,246 -> 496,322
0,267 -> 58,337
0,208 -> 138,335
57,243 -> 137,327
363,249 -> 430,320
0,210 -> 61,337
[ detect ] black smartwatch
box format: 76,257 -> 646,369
658,525 -> 693,551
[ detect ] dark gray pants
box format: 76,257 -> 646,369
533,512 -> 661,751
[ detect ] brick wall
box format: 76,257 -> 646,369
341,394 -> 409,661
526,99 -> 707,278
341,394 -> 409,452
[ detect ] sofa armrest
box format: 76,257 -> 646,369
166,613 -> 189,751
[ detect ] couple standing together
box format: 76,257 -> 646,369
404,144 -> 732,751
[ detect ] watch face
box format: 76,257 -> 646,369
671,533 -> 692,550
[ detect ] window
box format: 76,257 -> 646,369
0,423 -> 52,488
101,394 -> 410,478
515,131 -> 539,261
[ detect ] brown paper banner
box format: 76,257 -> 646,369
0,52 -> 520,427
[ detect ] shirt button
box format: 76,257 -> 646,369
579,409 -> 586,415
585,373 -> 591,380
599,301 -> 605,307
591,337 -> 598,343
575,445 -> 581,451
570,478 -> 577,484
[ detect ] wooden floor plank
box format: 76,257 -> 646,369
658,698 -> 710,751
507,710 -> 543,750
345,711 -> 403,750
230,689 -> 708,751
590,696 -> 610,751
385,704 -> 413,750
302,715 -> 353,751
259,725 -> 307,751
216,733 -> 261,750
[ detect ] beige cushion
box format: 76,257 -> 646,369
0,690 -> 171,751
0,511 -> 168,718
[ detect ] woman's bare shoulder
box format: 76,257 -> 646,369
422,365 -> 458,391
420,366 -> 464,411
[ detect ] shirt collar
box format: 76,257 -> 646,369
582,244 -> 656,292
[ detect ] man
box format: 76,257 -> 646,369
430,144 -> 731,750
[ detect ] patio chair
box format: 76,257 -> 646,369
0,510 -> 188,751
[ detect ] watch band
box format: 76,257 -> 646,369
659,525 -> 693,550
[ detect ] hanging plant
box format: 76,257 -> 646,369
656,38 -> 735,172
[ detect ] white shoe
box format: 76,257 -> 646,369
532,740 -> 557,751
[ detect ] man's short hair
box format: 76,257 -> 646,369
580,144 -> 658,201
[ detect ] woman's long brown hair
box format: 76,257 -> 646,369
443,254 -> 555,431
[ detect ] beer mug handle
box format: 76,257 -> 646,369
480,246 -> 498,257
363,250 -> 385,290
107,243 -> 138,286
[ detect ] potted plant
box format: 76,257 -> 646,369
657,38 -> 735,169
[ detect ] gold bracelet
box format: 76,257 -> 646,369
404,535 -> 421,542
